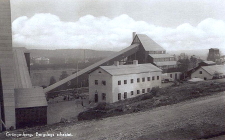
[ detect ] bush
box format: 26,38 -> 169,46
141,93 -> 154,100
151,86 -> 160,96
94,102 -> 114,111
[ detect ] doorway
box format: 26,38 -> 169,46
95,94 -> 98,103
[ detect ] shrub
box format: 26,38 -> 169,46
141,93 -> 154,100
94,102 -> 114,111
151,86 -> 160,96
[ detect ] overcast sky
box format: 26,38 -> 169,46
10,0 -> 225,53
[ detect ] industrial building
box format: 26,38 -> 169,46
45,33 -> 181,94
0,0 -> 47,131
89,60 -> 162,103
207,48 -> 221,64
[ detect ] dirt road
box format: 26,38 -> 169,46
7,92 -> 225,140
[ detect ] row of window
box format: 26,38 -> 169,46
149,51 -> 166,54
159,65 -> 177,70
118,76 -> 160,85
118,88 -> 151,100
95,80 -> 106,85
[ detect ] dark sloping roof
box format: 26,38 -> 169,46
201,65 -> 225,75
149,54 -> 174,58
135,34 -> 165,52
100,63 -> 162,76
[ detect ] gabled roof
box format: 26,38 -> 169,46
133,34 -> 165,52
100,63 -> 162,76
201,65 -> 225,75
149,54 -> 174,58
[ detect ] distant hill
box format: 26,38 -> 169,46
28,49 -> 116,59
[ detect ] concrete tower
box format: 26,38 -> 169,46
0,0 -> 47,131
207,48 -> 221,64
0,0 -> 16,130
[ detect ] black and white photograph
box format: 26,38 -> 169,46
0,0 -> 225,139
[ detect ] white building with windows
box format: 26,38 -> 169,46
191,65 -> 225,80
89,60 -> 162,103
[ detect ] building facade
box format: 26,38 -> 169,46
191,65 -> 225,80
89,61 -> 162,103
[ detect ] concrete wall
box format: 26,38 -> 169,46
0,0 -> 16,129
191,68 -> 213,80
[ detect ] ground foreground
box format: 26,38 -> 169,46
1,91 -> 225,140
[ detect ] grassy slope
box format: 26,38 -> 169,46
78,79 -> 225,120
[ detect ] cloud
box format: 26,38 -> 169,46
12,13 -> 225,54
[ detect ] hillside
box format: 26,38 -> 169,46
1,89 -> 224,140
29,49 -> 116,59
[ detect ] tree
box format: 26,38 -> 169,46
49,76 -> 56,85
213,71 -> 220,79
178,57 -> 190,72
59,71 -> 69,80
190,55 -> 198,68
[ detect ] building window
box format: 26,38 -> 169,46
118,80 -> 121,85
98,71 -> 102,73
199,71 -> 202,74
170,74 -> 172,78
147,77 -> 150,81
102,93 -> 106,100
152,76 -> 155,81
131,79 -> 134,83
142,78 -> 145,82
102,80 -> 106,85
124,92 -> 127,99
118,93 -> 121,100
142,89 -> 145,93
124,80 -> 127,84
157,76 -> 159,80
131,91 -> 134,95
137,90 -> 140,94
95,80 -> 98,85
137,78 -> 140,83
147,88 -> 151,92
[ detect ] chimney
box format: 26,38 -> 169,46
114,61 -> 119,66
133,60 -> 138,65
133,32 -> 136,40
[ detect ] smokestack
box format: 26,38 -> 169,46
114,61 -> 119,66
133,32 -> 136,40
